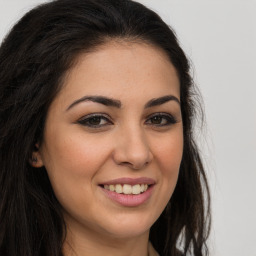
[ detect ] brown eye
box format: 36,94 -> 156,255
78,114 -> 112,128
146,113 -> 177,126
88,116 -> 102,125
151,116 -> 164,125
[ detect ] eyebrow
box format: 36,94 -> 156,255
66,94 -> 180,111
144,95 -> 180,108
66,96 -> 121,111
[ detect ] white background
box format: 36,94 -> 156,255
0,1 -> 255,255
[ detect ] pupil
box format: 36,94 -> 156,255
152,116 -> 162,124
89,117 -> 101,125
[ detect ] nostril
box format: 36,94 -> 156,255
112,139 -> 153,170
120,161 -> 131,166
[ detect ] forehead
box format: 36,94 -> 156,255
54,41 -> 180,107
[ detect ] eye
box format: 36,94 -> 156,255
77,114 -> 113,128
145,113 -> 177,127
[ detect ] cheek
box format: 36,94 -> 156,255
41,131 -> 113,220
155,129 -> 183,173
42,130 -> 116,203
43,131 -> 111,178
160,144 -> 183,177
153,129 -> 183,197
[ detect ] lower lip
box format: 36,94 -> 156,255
100,185 -> 154,207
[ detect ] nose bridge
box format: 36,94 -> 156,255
113,123 -> 152,169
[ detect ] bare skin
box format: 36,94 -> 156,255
32,41 -> 183,256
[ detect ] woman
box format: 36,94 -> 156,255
0,0 -> 211,255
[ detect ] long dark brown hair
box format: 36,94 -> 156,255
0,0 -> 211,255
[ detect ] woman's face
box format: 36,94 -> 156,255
36,42 -> 183,240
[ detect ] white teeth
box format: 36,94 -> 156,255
123,184 -> 132,194
103,183 -> 150,194
109,185 -> 115,192
115,184 -> 122,193
132,184 -> 141,195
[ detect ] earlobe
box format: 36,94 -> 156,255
30,144 -> 44,168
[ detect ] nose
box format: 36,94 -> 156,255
112,126 -> 153,170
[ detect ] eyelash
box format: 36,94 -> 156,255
77,112 -> 177,128
77,113 -> 112,128
146,113 -> 177,127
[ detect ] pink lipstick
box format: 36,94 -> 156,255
99,177 -> 155,207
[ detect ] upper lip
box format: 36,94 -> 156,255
99,177 -> 156,186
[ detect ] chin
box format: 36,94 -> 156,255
95,212 -> 156,239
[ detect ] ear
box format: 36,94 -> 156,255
29,143 -> 44,168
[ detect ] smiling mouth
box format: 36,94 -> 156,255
101,184 -> 150,195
